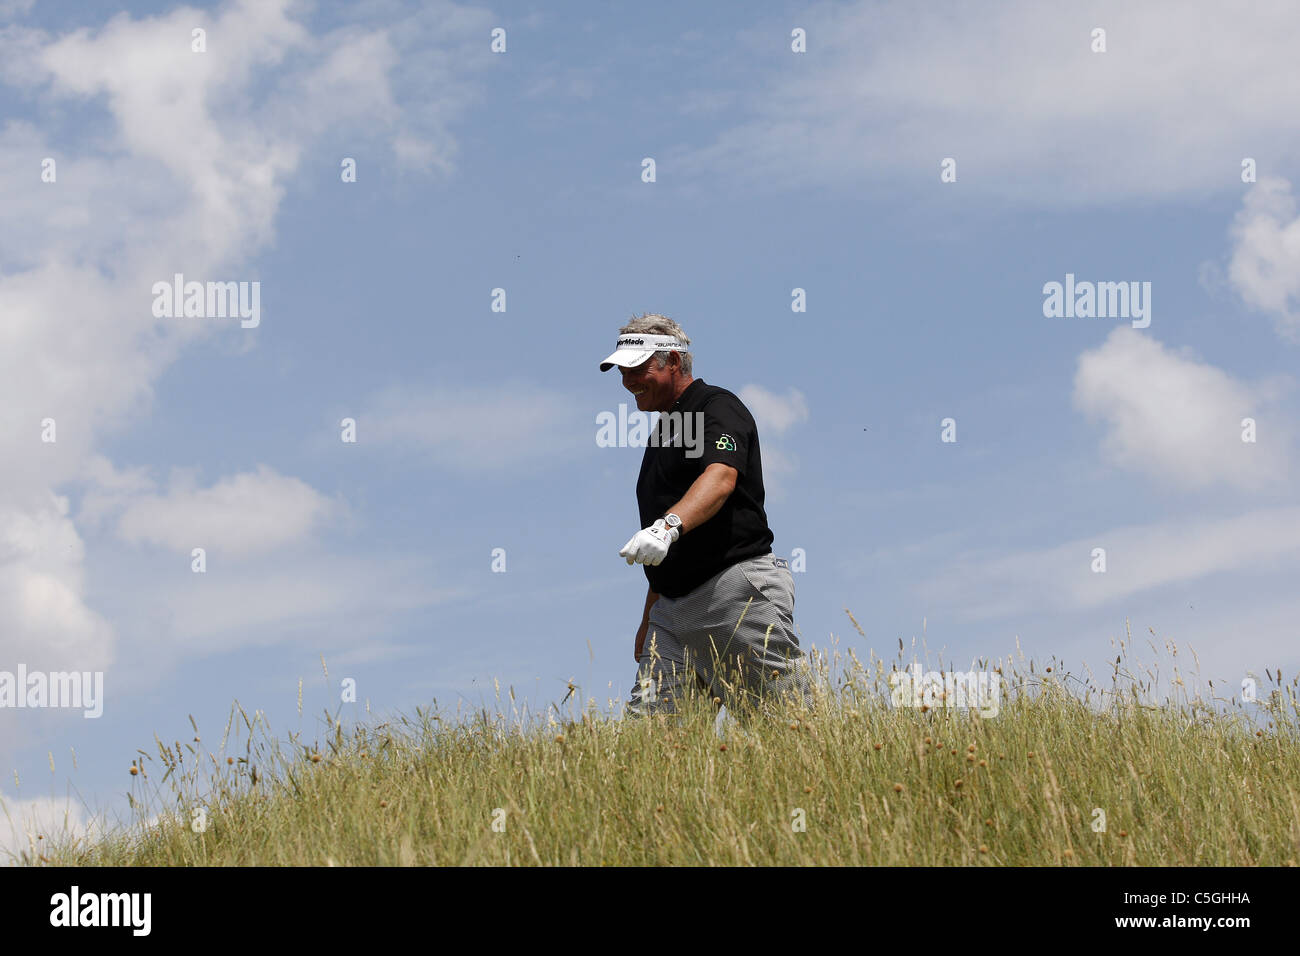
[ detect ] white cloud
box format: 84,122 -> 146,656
757,446 -> 799,498
680,0 -> 1300,203
113,466 -> 340,557
934,505 -> 1300,619
0,494 -> 114,673
0,0 -> 483,686
1073,328 -> 1292,490
737,385 -> 809,499
0,794 -> 100,864
738,384 -> 809,436
1227,177 -> 1300,342
76,456 -> 157,528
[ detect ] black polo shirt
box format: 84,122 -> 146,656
636,378 -> 774,598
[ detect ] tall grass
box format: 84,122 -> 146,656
21,620 -> 1300,866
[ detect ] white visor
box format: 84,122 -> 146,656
599,333 -> 689,371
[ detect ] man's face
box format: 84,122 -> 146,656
619,355 -> 677,412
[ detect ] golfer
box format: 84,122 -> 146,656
600,314 -> 813,718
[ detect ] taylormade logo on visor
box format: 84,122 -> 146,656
600,333 -> 690,370
615,334 -> 687,352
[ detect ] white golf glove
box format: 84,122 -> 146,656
619,518 -> 679,566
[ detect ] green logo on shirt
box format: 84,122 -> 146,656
715,434 -> 736,451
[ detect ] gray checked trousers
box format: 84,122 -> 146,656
626,553 -> 813,719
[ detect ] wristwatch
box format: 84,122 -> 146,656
663,513 -> 683,535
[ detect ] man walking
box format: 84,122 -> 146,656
600,314 -> 813,719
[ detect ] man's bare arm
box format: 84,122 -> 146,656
634,463 -> 736,661
634,585 -> 659,662
664,462 -> 737,533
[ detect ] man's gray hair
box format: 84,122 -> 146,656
619,313 -> 692,376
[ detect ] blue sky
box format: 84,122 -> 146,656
2,0 -> 1299,852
